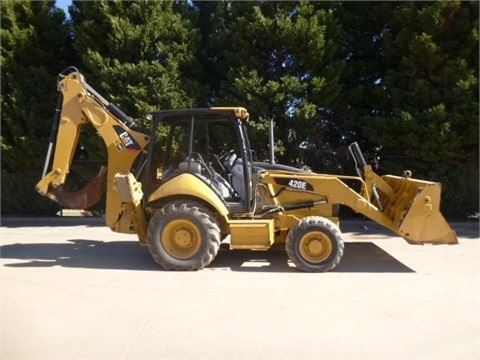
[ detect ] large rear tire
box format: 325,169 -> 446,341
286,216 -> 344,272
147,201 -> 221,270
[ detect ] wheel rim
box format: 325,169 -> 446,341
161,219 -> 202,259
298,231 -> 333,263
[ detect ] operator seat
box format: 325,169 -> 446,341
177,161 -> 202,175
178,160 -> 237,201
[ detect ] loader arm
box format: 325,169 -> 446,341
36,68 -> 150,236
259,167 -> 458,245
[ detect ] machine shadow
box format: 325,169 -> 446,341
1,239 -> 159,271
1,217 -> 105,228
210,242 -> 414,273
1,240 -> 414,273
340,219 -> 480,240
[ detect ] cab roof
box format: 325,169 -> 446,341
148,107 -> 249,123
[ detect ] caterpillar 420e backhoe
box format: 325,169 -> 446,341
36,67 -> 457,272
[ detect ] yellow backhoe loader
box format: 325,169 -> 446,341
36,67 -> 457,272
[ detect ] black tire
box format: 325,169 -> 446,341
147,201 -> 221,270
286,216 -> 344,272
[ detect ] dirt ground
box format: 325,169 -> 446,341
1,217 -> 479,359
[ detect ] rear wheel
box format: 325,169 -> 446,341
286,216 -> 344,272
147,201 -> 221,270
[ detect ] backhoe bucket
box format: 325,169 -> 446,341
380,175 -> 458,245
51,166 -> 107,209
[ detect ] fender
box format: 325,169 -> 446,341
148,173 -> 229,217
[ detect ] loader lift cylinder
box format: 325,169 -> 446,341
348,142 -> 367,178
348,142 -> 383,210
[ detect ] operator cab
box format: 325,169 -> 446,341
146,108 -> 254,213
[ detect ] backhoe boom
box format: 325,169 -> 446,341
36,68 -> 149,235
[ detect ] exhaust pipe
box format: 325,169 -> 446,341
269,117 -> 275,164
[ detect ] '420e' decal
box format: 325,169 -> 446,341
274,177 -> 314,191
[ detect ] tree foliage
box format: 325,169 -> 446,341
70,0 -> 201,122
196,1 -> 345,168
1,0 -> 73,213
1,0 -> 478,217
1,0 -> 72,169
359,1 -> 479,215
364,2 -> 478,161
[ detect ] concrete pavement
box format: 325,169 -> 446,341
1,217 -> 479,359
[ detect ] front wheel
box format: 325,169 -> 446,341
147,201 -> 221,270
286,216 -> 344,272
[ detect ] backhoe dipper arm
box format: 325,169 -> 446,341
36,70 -> 89,204
36,68 -> 150,233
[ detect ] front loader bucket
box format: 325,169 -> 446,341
381,175 -> 458,245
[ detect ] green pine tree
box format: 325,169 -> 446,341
199,1 -> 345,168
70,0 -> 202,122
359,1 -> 479,216
1,0 -> 73,213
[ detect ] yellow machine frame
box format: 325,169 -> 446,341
36,68 -> 457,273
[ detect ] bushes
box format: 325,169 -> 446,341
1,170 -> 59,215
